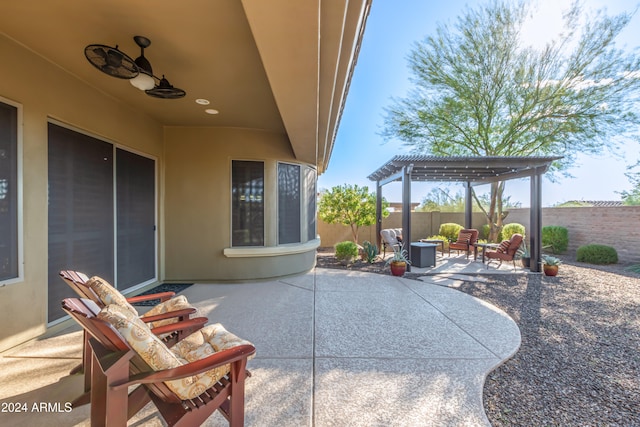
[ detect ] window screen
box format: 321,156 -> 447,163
232,161 -> 264,246
116,148 -> 155,288
278,163 -> 301,244
0,101 -> 18,282
305,167 -> 317,241
48,123 -> 114,322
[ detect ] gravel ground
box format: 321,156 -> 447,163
316,249 -> 640,426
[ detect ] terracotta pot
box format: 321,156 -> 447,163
544,265 -> 559,276
390,261 -> 406,276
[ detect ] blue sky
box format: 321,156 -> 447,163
319,0 -> 640,207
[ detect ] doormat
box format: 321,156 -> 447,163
131,283 -> 194,306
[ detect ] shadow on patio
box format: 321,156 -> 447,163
412,252 -> 531,276
0,268 -> 521,427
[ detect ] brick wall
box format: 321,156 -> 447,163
318,206 -> 640,263
505,206 -> 640,263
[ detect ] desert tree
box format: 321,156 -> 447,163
416,187 -> 521,212
318,184 -> 389,243
382,0 -> 640,240
620,162 -> 640,205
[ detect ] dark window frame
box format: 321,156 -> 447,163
231,160 -> 265,247
0,98 -> 21,284
277,162 -> 302,245
305,166 -> 317,242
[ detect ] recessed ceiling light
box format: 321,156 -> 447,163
195,98 -> 210,105
205,109 -> 219,115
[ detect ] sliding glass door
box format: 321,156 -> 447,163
47,123 -> 155,322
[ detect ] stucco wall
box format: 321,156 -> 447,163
163,127 -> 317,282
0,35 -> 164,352
319,207 -> 640,264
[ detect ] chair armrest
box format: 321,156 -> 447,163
111,344 -> 257,390
149,316 -> 208,336
139,308 -> 197,324
126,291 -> 176,304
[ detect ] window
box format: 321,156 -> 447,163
0,101 -> 18,282
278,163 -> 301,244
232,161 -> 264,246
305,167 -> 317,241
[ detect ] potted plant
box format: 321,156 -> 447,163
386,247 -> 410,276
517,241 -> 531,268
542,255 -> 562,276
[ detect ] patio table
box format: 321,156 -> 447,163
410,242 -> 437,268
419,238 -> 445,256
475,242 -> 500,263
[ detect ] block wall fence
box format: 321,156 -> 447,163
317,206 -> 640,264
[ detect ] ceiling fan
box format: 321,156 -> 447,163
84,36 -> 186,99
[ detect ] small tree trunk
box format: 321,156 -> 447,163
473,181 -> 505,242
350,224 -> 359,243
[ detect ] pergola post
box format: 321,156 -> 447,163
402,165 -> 412,272
464,182 -> 473,228
376,181 -> 382,250
530,171 -> 542,272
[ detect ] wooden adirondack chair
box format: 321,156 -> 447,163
59,271 -> 205,407
62,297 -> 256,427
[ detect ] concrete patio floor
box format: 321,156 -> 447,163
0,268 -> 521,427
406,251 -> 532,276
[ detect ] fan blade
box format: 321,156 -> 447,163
91,46 -> 107,61
84,44 -> 139,79
106,49 -> 124,68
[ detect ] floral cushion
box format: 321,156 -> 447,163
98,304 -> 254,401
142,295 -> 195,328
87,276 -> 195,328
87,276 -> 138,315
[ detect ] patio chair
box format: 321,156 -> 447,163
485,233 -> 523,270
60,271 -> 199,330
380,228 -> 403,257
448,228 -> 479,259
62,297 -> 255,427
60,271 -> 205,406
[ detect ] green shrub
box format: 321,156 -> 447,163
362,240 -> 379,264
500,223 -> 526,241
335,241 -> 358,264
576,244 -> 618,265
480,224 -> 491,240
542,226 -> 569,254
425,235 -> 450,252
438,223 -> 463,241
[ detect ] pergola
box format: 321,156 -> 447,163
367,155 -> 562,272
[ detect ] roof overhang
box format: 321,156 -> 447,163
243,0 -> 372,173
368,155 -> 563,186
0,0 -> 372,173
